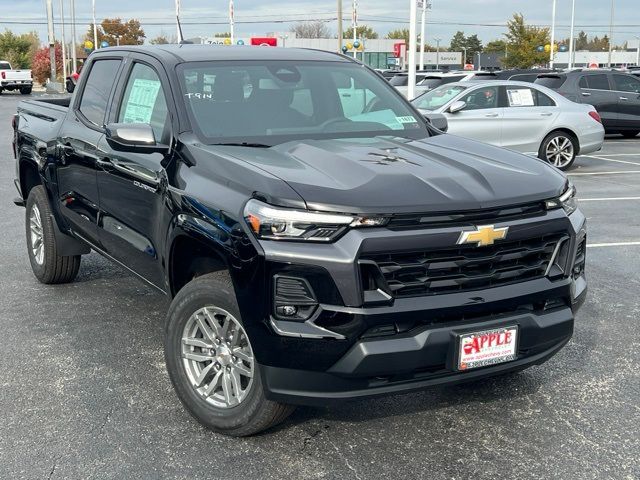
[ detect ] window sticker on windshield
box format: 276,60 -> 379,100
507,89 -> 534,107
396,116 -> 418,124
122,79 -> 161,124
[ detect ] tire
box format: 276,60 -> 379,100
621,130 -> 639,138
25,186 -> 81,284
539,131 -> 578,171
165,271 -> 294,436
20,87 -> 32,95
66,80 -> 75,93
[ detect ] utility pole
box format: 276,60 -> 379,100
568,0 -> 576,69
229,0 -> 235,45
434,37 -> 441,70
408,0 -> 417,100
337,0 -> 343,53
462,46 -> 467,67
635,36 -> 640,67
175,0 -> 181,42
45,0 -> 57,85
92,0 -> 98,50
607,0 -> 615,67
550,0 -> 557,68
418,0 -> 430,71
70,0 -> 77,73
352,0 -> 357,58
58,0 -> 67,79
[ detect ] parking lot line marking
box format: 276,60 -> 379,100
582,155 -> 640,166
568,170 -> 640,176
580,197 -> 640,202
590,154 -> 640,157
588,241 -> 640,248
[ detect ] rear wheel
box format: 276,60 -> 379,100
20,87 -> 32,95
25,186 -> 81,284
621,130 -> 639,138
165,272 -> 294,436
539,131 -> 577,171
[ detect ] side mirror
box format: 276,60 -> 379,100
105,123 -> 168,154
448,100 -> 467,114
423,113 -> 448,133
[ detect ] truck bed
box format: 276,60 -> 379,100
17,97 -> 70,144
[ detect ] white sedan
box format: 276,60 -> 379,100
412,81 -> 605,170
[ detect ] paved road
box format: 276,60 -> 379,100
0,92 -> 638,480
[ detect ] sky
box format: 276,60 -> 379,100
1,0 -> 638,47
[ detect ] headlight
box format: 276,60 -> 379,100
545,183 -> 578,216
244,199 -> 387,242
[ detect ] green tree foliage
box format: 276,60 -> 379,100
0,30 -> 40,69
343,25 -> 379,40
484,39 -> 507,54
85,18 -> 145,46
449,31 -> 483,60
575,31 -> 589,50
503,13 -> 549,68
214,32 -> 232,38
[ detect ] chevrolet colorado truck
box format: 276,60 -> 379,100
0,61 -> 33,94
12,45 -> 587,436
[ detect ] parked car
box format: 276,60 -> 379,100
396,71 -> 498,99
412,80 -> 604,170
0,61 -> 32,95
535,69 -> 640,138
375,68 -> 402,81
13,45 -> 587,436
388,71 -> 434,89
492,68 -> 557,83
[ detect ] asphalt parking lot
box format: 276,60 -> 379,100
0,91 -> 638,480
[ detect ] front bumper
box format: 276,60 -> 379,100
248,208 -> 587,405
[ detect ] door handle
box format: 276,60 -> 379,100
620,96 -> 628,101
96,157 -> 112,167
540,112 -> 554,117
581,92 -> 591,97
484,113 -> 499,118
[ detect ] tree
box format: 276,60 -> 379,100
484,39 -> 507,54
31,43 -> 63,84
0,30 -> 40,69
386,28 -> 435,51
214,32 -> 232,38
575,31 -> 589,50
502,13 -> 549,68
449,31 -> 483,60
150,35 -> 170,45
85,18 -> 145,47
290,21 -> 330,39
343,25 -> 378,40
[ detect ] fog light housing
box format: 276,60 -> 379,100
273,275 -> 318,321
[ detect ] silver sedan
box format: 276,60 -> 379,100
412,81 -> 605,170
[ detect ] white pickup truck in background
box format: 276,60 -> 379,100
0,61 -> 33,95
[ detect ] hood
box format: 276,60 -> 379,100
208,135 -> 567,215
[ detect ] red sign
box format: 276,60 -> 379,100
588,62 -> 599,69
251,37 -> 277,47
464,63 -> 474,70
393,42 -> 405,58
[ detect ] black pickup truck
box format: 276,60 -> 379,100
12,45 -> 587,436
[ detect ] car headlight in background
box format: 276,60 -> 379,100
545,183 -> 578,216
244,199 -> 387,242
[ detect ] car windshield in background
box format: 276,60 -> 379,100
178,61 -> 428,146
412,84 -> 467,111
535,76 -> 566,89
0,62 -> 11,70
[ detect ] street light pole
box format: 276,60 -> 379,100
45,0 -> 56,85
230,0 -> 235,45
550,0 -> 557,68
70,0 -> 77,73
92,0 -> 98,50
352,0 -> 358,58
408,0 -> 418,100
568,0 -> 576,69
607,0 -> 615,67
58,0 -> 67,79
462,46 -> 467,67
419,1 -> 429,71
434,37 -> 441,70
635,36 -> 640,67
337,0 -> 343,53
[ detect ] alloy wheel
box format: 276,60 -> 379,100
29,204 -> 44,265
545,136 -> 574,169
181,306 -> 254,409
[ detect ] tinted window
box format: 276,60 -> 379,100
79,59 -> 121,126
0,62 -> 11,70
583,74 -> 610,90
412,85 -> 467,110
389,75 -> 408,86
118,63 -> 169,143
509,73 -> 538,83
579,77 -> 588,89
535,76 -> 566,89
613,74 -> 640,93
461,86 -> 499,110
536,90 -> 556,106
179,61 -> 428,146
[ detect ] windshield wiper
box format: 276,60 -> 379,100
211,142 -> 272,148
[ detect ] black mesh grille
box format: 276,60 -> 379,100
361,234 -> 564,298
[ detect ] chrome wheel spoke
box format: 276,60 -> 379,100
235,363 -> 253,378
183,351 -> 212,362
232,348 -> 251,364
29,205 -> 45,265
182,337 -> 213,349
222,371 -> 236,406
194,362 -> 215,386
230,369 -> 244,402
203,370 -> 223,396
195,314 -> 216,343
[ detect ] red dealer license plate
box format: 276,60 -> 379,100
457,326 -> 518,371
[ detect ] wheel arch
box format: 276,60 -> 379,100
541,127 -> 581,155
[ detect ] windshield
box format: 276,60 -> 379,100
412,84 -> 467,111
178,61 -> 428,146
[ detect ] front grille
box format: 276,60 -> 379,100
361,234 -> 565,298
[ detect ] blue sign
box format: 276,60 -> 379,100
237,40 -> 245,46
537,45 -> 545,52
559,45 -> 568,52
100,41 -> 110,48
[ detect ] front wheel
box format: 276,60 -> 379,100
25,186 -> 81,284
539,131 -> 577,171
164,272 -> 294,436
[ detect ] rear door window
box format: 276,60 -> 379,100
78,59 -> 121,126
583,74 -> 611,90
461,86 -> 499,110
